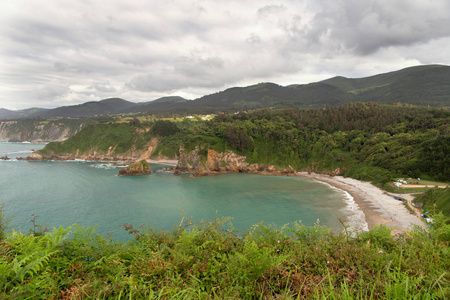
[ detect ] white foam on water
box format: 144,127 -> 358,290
313,179 -> 369,233
3,150 -> 33,155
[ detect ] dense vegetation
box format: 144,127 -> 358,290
38,103 -> 450,186
0,204 -> 449,299
415,189 -> 450,218
42,121 -> 150,155
155,103 -> 449,185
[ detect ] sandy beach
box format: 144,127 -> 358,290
297,172 -> 426,234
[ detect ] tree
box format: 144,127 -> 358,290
223,125 -> 253,152
151,120 -> 180,137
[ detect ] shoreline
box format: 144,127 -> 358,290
297,172 -> 426,234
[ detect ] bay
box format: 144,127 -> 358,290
0,142 -> 364,241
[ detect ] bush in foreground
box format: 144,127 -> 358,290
0,214 -> 449,299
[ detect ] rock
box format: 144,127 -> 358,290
119,160 -> 151,176
176,147 -> 296,176
26,152 -> 45,160
0,155 -> 10,160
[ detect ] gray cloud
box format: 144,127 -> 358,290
302,0 -> 450,55
88,81 -> 117,93
127,55 -> 227,92
257,5 -> 287,17
0,0 -> 449,109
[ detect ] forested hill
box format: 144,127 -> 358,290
37,103 -> 450,184
322,64 -> 450,106
1,64 -> 449,120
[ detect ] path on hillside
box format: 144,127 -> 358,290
401,184 -> 448,188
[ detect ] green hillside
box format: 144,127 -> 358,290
415,188 -> 450,218
322,65 -> 445,92
37,103 -> 450,185
323,65 -> 450,106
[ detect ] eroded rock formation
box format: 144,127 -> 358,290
175,147 -> 294,176
119,160 -> 151,176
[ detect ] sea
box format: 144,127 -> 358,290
0,141 -> 367,241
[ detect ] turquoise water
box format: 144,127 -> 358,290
0,142 -> 363,241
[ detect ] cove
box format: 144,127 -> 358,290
1,142 -> 361,241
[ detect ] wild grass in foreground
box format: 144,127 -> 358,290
0,209 -> 449,299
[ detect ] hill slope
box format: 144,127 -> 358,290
30,98 -> 136,118
322,64 -> 450,106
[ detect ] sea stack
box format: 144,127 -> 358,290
119,160 -> 151,176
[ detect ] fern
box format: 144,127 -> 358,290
12,249 -> 60,282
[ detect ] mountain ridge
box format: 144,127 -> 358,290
1,64 -> 449,120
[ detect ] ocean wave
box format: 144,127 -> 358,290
313,179 -> 369,233
92,163 -> 127,169
3,150 -> 33,155
0,158 -> 19,162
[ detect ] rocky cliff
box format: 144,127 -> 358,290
24,137 -> 172,163
175,147 -> 295,176
0,120 -> 80,142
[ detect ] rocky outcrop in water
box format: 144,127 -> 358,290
175,147 -> 294,176
119,160 -> 151,176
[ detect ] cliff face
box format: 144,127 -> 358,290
0,121 -> 79,142
176,147 -> 294,176
25,137 -> 171,162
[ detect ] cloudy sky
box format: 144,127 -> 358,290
1,0 -> 450,110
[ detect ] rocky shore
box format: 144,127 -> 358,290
20,151 -> 139,162
19,145 -> 426,233
22,146 -> 296,177
171,147 -> 295,176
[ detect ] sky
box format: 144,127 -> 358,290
1,0 -> 450,110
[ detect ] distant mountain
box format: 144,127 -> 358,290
0,107 -> 48,120
151,96 -> 187,104
0,108 -> 16,119
1,64 -> 449,120
122,96 -> 188,114
98,98 -> 137,110
28,98 -> 137,118
322,65 -> 444,92
185,82 -> 349,112
352,65 -> 450,106
322,64 -> 450,106
173,64 -> 449,112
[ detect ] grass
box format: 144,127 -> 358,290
414,188 -> 450,218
